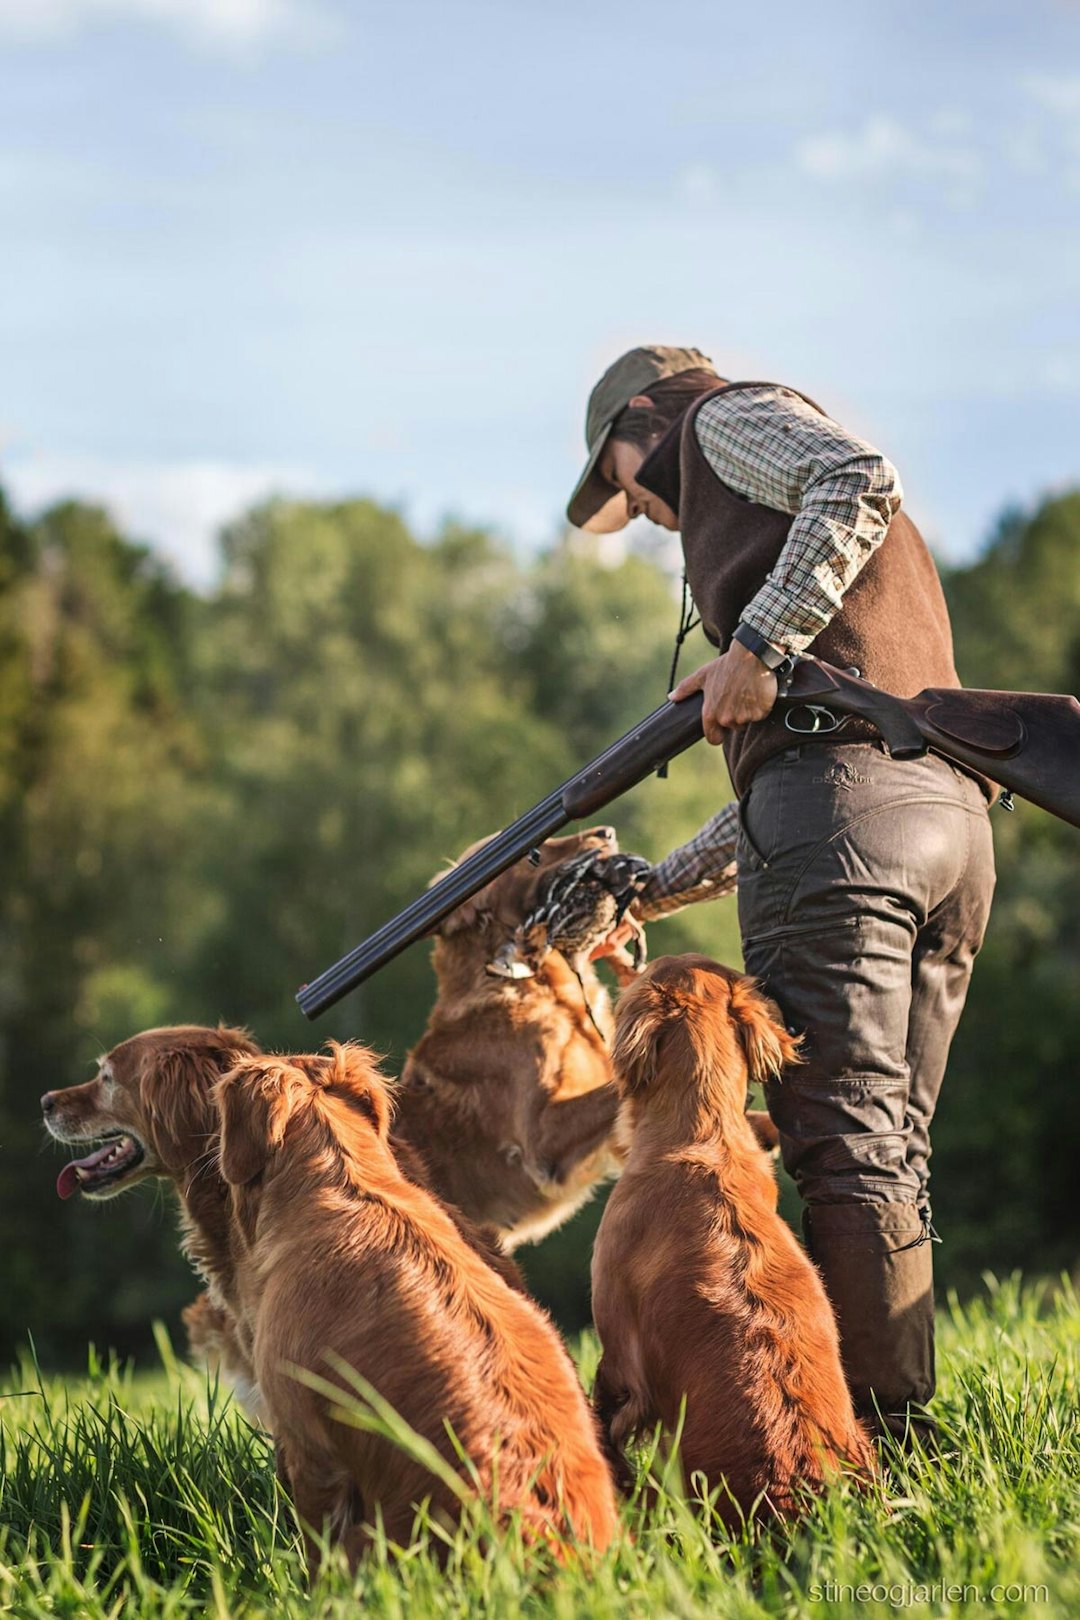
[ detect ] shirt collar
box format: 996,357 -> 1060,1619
635,412 -> 686,517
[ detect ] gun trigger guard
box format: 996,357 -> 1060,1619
774,654 -> 798,698
784,704 -> 842,736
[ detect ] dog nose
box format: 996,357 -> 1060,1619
41,1092 -> 56,1114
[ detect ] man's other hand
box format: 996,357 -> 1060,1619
670,641 -> 778,745
586,917 -> 643,986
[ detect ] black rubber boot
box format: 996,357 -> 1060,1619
803,1201 -> 937,1448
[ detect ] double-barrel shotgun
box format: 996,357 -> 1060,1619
296,657 -> 1080,1018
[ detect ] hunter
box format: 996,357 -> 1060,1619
568,345 -> 996,1444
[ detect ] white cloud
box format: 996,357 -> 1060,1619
4,454 -> 323,586
1024,74 -> 1080,120
675,164 -> 721,206
796,115 -> 982,186
0,0 -> 332,49
1002,129 -> 1048,176
1025,74 -> 1080,180
3,455 -> 572,587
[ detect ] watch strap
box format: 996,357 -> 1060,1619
732,621 -> 789,671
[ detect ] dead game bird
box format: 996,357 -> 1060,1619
487,850 -> 652,981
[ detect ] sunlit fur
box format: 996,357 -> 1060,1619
217,1042 -> 619,1571
43,1026 -> 523,1414
43,1024 -> 260,1276
591,954 -> 874,1522
395,828 -> 624,1246
181,1292 -> 264,1417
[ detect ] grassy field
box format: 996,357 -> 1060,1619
0,1276 -> 1076,1619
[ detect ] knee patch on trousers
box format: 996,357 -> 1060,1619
764,1071 -> 917,1202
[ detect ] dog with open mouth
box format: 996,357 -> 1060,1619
44,1024 -> 258,1205
43,1029 -> 618,1568
41,1022 -> 524,1413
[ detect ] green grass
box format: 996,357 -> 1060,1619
1,1277 -> 1077,1618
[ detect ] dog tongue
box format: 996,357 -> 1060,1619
56,1142 -> 118,1200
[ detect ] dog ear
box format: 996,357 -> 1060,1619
323,1042 -> 394,1138
437,892 -> 491,937
611,978 -> 668,1092
728,977 -> 803,1083
216,1059 -> 305,1185
426,841 -> 497,937
138,1038 -> 256,1169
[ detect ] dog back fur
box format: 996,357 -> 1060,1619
219,1042 -> 618,1563
590,955 -> 873,1520
395,830 -> 624,1245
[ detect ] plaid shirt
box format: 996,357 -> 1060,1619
634,382 -> 902,917
695,383 -> 902,655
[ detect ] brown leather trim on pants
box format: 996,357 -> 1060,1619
804,1201 -> 935,1432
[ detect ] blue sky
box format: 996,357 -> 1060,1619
1,0 -> 1078,584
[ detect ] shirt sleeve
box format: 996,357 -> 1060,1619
694,385 -> 903,654
632,802 -> 739,920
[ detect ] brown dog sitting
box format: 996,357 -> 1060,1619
216,1043 -> 619,1568
394,827 -> 625,1245
42,1025 -> 523,1416
590,954 -> 873,1522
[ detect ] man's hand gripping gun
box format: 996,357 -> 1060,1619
296,659 -> 1080,1018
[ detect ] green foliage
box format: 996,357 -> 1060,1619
0,490 -> 736,1359
1,481 -> 1079,1355
944,494 -> 1080,695
935,491 -> 1080,1290
0,1280 -> 1077,1617
0,501 -> 208,1361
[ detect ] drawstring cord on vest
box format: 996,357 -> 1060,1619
658,573 -> 700,780
667,571 -> 700,693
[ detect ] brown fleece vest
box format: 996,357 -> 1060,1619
673,384 -> 967,797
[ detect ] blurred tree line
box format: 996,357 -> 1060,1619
0,483 -> 1077,1362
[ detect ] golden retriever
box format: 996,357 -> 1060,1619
42,1024 -> 522,1409
394,827 -> 625,1244
216,1043 -> 618,1567
590,955 -> 873,1522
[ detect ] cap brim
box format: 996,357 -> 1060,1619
566,423 -> 631,533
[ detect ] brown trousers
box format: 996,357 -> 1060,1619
736,741 -> 996,1424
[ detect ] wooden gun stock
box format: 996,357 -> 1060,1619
780,658 -> 1080,828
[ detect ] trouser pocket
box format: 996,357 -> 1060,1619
736,761 -> 786,872
743,913 -> 919,1203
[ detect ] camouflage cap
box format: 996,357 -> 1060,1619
566,345 -> 716,532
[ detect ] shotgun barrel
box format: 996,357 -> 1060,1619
296,691 -> 706,1017
297,658 -> 1080,1019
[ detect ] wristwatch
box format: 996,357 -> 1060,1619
732,621 -> 790,671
